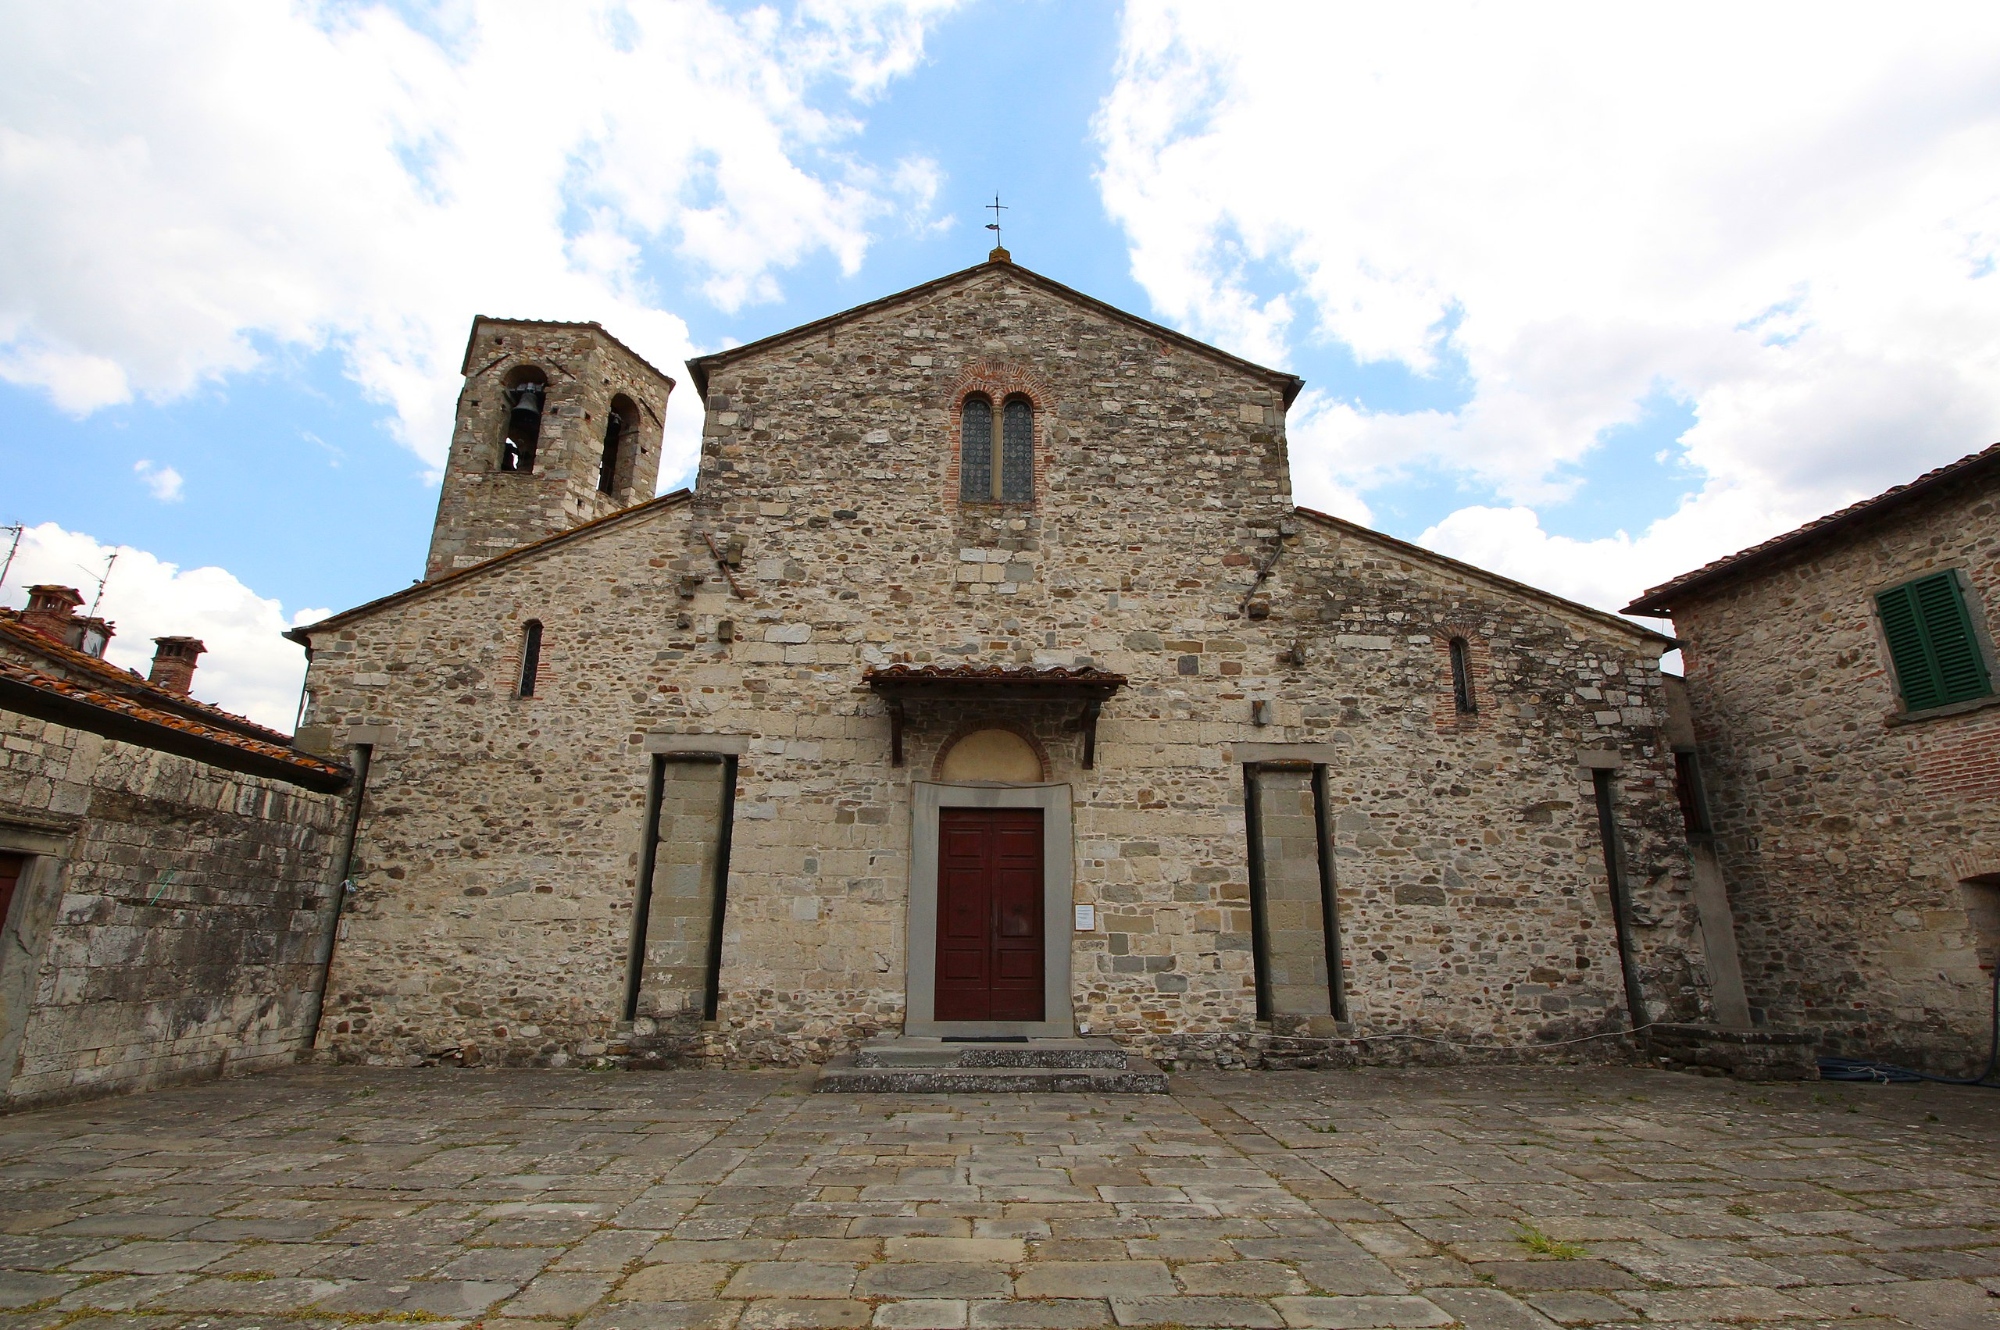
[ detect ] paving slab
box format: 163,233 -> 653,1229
0,1064 -> 1994,1330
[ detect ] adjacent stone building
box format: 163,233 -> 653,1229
292,252 -> 1714,1070
1628,443 -> 2000,1075
0,592 -> 351,1108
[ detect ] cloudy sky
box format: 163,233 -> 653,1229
4,0 -> 1999,727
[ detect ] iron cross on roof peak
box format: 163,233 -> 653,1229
985,195 -> 1010,261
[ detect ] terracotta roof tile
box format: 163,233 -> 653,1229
0,612 -> 296,746
863,664 -> 1128,688
0,657 -> 346,785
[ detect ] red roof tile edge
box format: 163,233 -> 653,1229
1624,440 -> 2000,616
0,658 -> 348,791
0,612 -> 298,747
863,664 -> 1129,687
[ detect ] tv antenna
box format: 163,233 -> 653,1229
985,194 -> 1008,250
83,550 -> 117,620
0,525 -> 20,592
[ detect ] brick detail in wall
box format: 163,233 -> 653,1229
1913,709 -> 2000,800
1428,626 -> 1491,734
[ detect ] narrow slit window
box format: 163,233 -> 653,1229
959,395 -> 993,503
517,620 -> 542,698
1448,637 -> 1476,714
1000,397 -> 1034,502
1875,571 -> 1993,712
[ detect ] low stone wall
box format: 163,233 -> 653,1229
0,708 -> 348,1109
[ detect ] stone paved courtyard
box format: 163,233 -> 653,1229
1,1067 -> 1997,1330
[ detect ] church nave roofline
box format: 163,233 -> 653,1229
683,254 -> 1305,410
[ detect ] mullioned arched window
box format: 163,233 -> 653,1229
959,393 -> 1033,504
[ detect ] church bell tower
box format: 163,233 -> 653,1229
424,317 -> 675,580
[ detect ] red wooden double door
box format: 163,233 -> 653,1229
935,808 -> 1045,1022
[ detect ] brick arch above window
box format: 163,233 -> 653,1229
1430,623 -> 1492,733
944,362 -> 1056,513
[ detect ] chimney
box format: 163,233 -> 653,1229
21,584 -> 104,651
148,637 -> 206,696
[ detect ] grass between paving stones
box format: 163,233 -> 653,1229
1515,1224 -> 1587,1259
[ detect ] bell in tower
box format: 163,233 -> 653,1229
424,318 -> 676,580
501,378 -> 545,472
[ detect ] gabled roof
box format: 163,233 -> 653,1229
0,612 -> 296,747
0,656 -> 348,791
1294,507 -> 1675,647
289,490 -> 692,640
684,253 -> 1305,408
1623,441 -> 2000,616
461,315 -> 676,387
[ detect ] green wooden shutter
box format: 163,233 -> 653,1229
1876,573 -> 1993,712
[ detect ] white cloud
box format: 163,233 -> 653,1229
0,0 -> 957,487
132,460 -> 184,503
2,523 -> 311,731
1100,2 -> 2000,604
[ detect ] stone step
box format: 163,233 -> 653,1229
852,1036 -> 1130,1070
815,1054 -> 1169,1094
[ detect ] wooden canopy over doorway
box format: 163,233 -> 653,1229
861,664 -> 1128,769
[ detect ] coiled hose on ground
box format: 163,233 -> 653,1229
1817,965 -> 2000,1087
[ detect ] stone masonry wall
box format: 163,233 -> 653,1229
1672,467 -> 2000,1073
425,320 -> 673,580
302,260 -> 1698,1069
1284,517 -> 1701,1050
0,708 -> 347,1108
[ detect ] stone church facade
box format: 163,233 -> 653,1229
292,253 -> 1715,1069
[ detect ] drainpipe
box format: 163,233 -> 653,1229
305,743 -> 373,1052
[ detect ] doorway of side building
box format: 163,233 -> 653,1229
935,808 -> 1045,1021
0,854 -> 22,934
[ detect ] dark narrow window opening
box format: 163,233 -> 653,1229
517,620 -> 542,698
1449,637 -> 1476,714
600,393 -> 636,496
500,377 -> 545,473
1001,396 -> 1034,503
1592,769 -> 1649,1028
598,410 -> 623,494
1673,750 -> 1711,836
959,394 -> 993,503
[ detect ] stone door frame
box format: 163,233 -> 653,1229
906,781 -> 1073,1037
